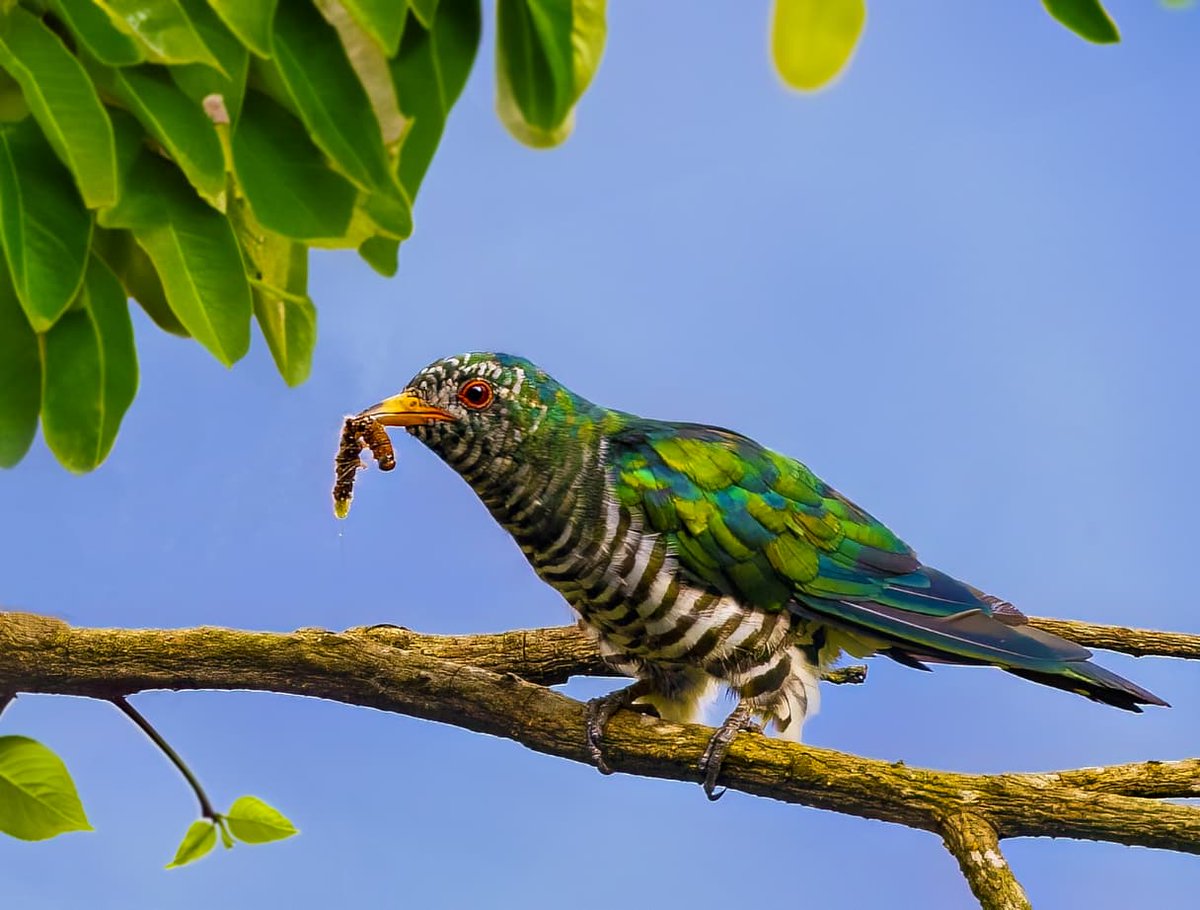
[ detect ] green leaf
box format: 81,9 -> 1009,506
50,0 -> 146,66
359,184 -> 413,240
166,818 -> 217,868
316,0 -> 407,152
771,0 -> 866,91
92,226 -> 189,336
93,64 -> 226,206
0,260 -> 40,468
410,0 -> 440,28
0,69 -> 27,122
252,272 -> 315,387
0,119 -> 92,332
39,255 -> 138,472
570,0 -> 606,98
391,0 -> 481,200
338,196 -> 396,249
0,736 -> 92,841
342,0 -> 410,55
1042,0 -> 1120,43
494,0 -> 604,148
207,0 -> 279,59
101,148 -> 251,367
495,0 -> 573,142
232,90 -> 357,242
169,0 -> 250,124
269,1 -> 411,237
0,8 -> 117,208
216,816 -> 234,849
224,795 -> 298,844
106,105 -> 147,188
358,235 -> 398,277
233,200 -> 316,386
97,0 -> 224,69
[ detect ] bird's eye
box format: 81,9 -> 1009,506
458,379 -> 494,410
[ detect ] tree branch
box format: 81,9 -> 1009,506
335,613 -> 1200,687
0,610 -> 1196,860
1050,757 -> 1200,799
345,622 -> 868,686
939,811 -> 1032,910
1026,616 -> 1200,660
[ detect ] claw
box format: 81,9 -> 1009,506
697,701 -> 759,800
584,680 -> 654,775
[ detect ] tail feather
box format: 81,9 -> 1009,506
1005,661 -> 1169,712
795,592 -> 1169,711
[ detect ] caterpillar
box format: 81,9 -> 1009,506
332,415 -> 396,519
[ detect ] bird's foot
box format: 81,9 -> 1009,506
584,680 -> 654,775
698,700 -> 760,801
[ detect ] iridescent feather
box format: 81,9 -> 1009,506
611,420 -> 1165,711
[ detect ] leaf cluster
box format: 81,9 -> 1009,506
0,0 -> 608,472
0,731 -> 296,869
0,0 -> 1143,473
167,796 -> 297,869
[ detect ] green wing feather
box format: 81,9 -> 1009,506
611,420 -> 918,609
610,420 -> 1166,711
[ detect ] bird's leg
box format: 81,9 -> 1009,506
697,699 -> 761,801
585,679 -> 656,774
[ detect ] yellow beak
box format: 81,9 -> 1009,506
363,392 -> 454,427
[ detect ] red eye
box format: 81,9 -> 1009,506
458,379 -> 494,410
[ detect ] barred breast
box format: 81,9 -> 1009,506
427,426 -> 826,738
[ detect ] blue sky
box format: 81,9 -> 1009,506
3,3 -> 1199,906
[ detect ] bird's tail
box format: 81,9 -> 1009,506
1005,657 -> 1169,712
979,595 -> 1169,711
799,585 -> 1170,711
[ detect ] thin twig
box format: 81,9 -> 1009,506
939,812 -> 1032,910
109,696 -> 217,820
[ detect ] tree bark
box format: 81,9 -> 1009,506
1,609 -> 1196,906
939,812 -> 1032,910
1026,616 -> 1200,660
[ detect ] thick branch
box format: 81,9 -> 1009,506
342,614 -> 1200,689
939,812 -> 1032,910
347,623 -> 867,686
0,611 -> 1196,857
1050,757 -> 1200,799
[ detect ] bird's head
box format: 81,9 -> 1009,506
364,352 -> 590,467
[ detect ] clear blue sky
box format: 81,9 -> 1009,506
3,3 -> 1199,906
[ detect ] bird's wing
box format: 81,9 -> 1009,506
611,420 -> 917,605
610,421 -> 1091,671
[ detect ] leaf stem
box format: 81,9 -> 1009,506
110,696 -> 217,820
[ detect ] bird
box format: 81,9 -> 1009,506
364,352 -> 1167,797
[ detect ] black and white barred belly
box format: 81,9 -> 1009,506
542,495 -> 827,736
471,446 -> 824,736
414,423 -> 828,738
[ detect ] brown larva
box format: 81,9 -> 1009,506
332,415 -> 396,519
